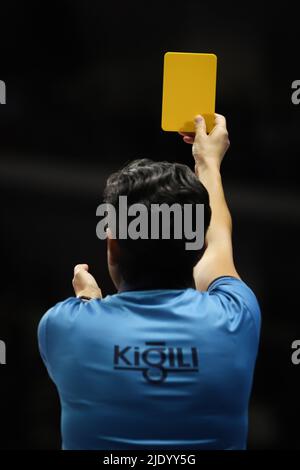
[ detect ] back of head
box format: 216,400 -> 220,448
103,159 -> 211,289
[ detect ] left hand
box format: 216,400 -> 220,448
72,264 -> 102,299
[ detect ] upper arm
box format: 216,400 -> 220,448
193,232 -> 240,291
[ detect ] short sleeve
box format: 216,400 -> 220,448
207,276 -> 261,339
37,297 -> 81,380
38,308 -> 54,379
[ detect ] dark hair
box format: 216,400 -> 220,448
103,159 -> 211,288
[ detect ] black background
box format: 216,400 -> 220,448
0,1 -> 299,449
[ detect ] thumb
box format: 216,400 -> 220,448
74,263 -> 89,275
194,114 -> 207,136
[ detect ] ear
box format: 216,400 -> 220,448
107,228 -> 121,265
107,229 -> 122,290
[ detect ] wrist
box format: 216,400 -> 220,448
76,287 -> 102,299
195,161 -> 221,178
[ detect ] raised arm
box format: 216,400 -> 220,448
179,113 -> 240,291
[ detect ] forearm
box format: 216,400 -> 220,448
193,161 -> 239,289
183,113 -> 239,289
195,162 -> 232,246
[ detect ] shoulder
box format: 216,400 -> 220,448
37,297 -> 79,351
38,297 -> 81,330
38,296 -> 108,365
205,275 -> 261,337
38,295 -> 113,337
207,275 -> 260,308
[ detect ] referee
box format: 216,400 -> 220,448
38,113 -> 261,450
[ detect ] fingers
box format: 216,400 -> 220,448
194,114 -> 206,132
208,113 -> 228,137
178,131 -> 195,136
178,131 -> 195,144
183,135 -> 194,144
178,114 -> 226,138
178,130 -> 195,145
178,115 -> 207,144
194,114 -> 207,139
74,264 -> 89,275
214,113 -> 227,128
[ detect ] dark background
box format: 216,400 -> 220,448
0,0 -> 299,449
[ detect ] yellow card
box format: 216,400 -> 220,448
161,52 -> 217,133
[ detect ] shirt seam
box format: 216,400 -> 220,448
207,275 -> 240,291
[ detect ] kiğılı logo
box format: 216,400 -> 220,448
114,341 -> 199,384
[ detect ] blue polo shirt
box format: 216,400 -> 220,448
38,276 -> 261,450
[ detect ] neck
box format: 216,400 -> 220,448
118,276 -> 195,293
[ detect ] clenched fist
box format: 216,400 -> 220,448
72,264 -> 102,299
